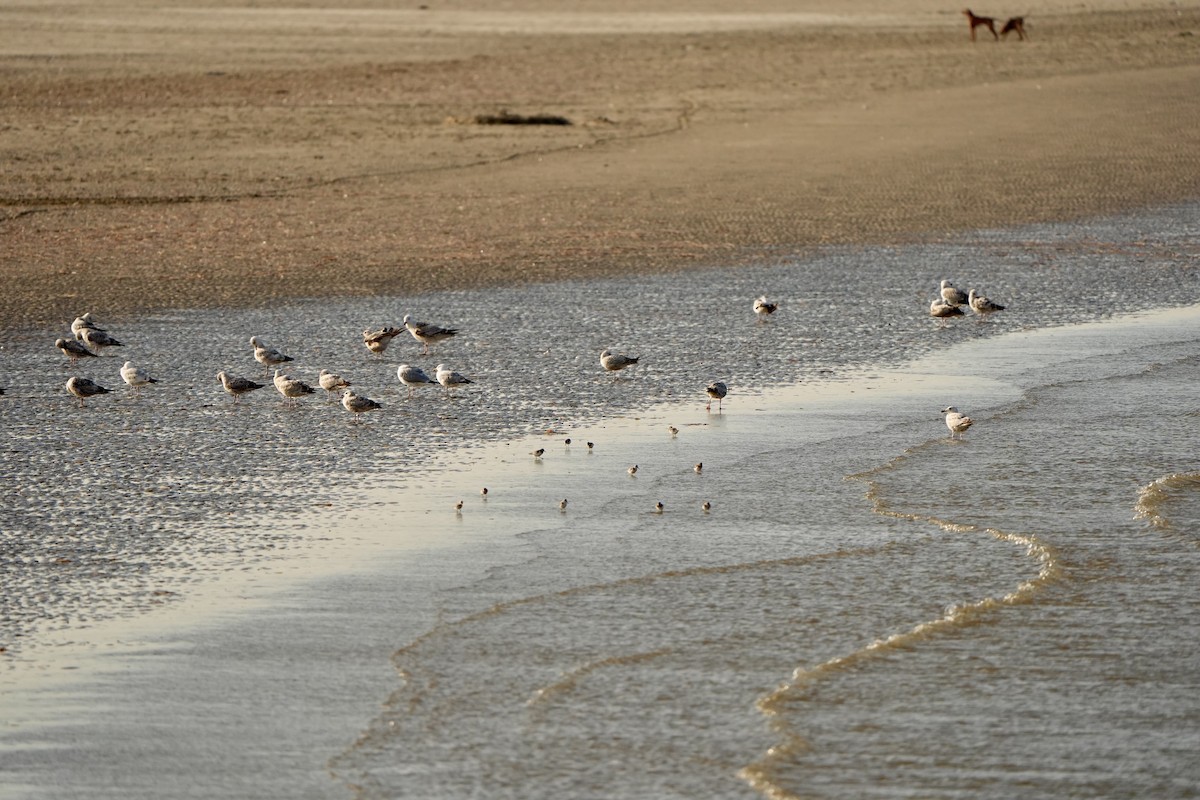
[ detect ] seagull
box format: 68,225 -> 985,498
753,295 -> 779,320
531,448 -> 545,460
273,369 -> 316,403
559,499 -> 568,512
251,337 -> 293,368
930,298 -> 966,326
435,363 -> 472,391
342,390 -> 382,420
402,314 -> 458,354
78,327 -> 123,351
600,349 -> 639,376
363,326 -> 404,355
70,313 -> 105,337
120,361 -> 158,395
318,369 -> 351,396
397,364 -> 437,397
56,337 -> 98,364
217,371 -> 265,403
628,464 -> 638,476
706,381 -> 728,411
939,280 -> 969,307
65,376 -> 111,407
694,462 -> 703,474
942,406 -> 974,438
969,289 -> 1006,318
702,501 -> 712,513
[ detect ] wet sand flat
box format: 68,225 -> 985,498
2,0 -> 1199,330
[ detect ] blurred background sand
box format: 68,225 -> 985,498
1,0 -> 1198,329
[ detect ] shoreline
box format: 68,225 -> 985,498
4,299 -> 1198,798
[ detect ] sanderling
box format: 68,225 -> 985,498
628,464 -> 638,476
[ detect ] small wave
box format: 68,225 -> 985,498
1134,472 -> 1200,534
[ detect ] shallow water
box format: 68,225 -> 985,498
1,203 -> 1198,798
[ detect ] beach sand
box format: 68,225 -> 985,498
2,0 -> 1199,330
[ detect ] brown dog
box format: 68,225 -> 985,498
1000,16 -> 1027,40
962,9 -> 999,41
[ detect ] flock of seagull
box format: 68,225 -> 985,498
46,283 -> 993,499
930,280 -> 1006,325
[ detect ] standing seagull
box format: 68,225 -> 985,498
70,313 -> 105,338
600,349 -> 639,377
435,363 -> 472,392
968,289 -> 1006,318
318,369 -> 351,397
397,364 -> 437,397
942,406 -> 974,438
753,295 -> 779,321
402,314 -> 458,355
78,327 -> 123,352
120,361 -> 158,395
341,390 -> 382,420
363,326 -> 404,356
273,369 -> 316,403
65,377 -> 111,407
706,381 -> 728,411
217,371 -> 265,403
56,337 -> 98,364
930,298 -> 966,326
250,337 -> 294,368
939,280 -> 969,307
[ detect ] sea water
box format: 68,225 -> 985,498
0,203 -> 1197,798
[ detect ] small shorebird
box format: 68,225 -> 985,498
403,314 -> 458,355
969,288 -> 1006,318
706,381 -> 728,411
481,487 -> 489,499
363,326 -> 404,355
702,501 -> 712,513
942,406 -> 974,438
397,364 -> 437,397
341,390 -> 382,420
586,441 -> 594,450
654,501 -> 664,514
120,361 -> 158,395
65,376 -> 111,407
559,499 -> 568,512
273,369 -> 316,403
455,499 -> 464,513
531,448 -> 545,460
694,462 -> 703,474
600,349 -> 639,377
251,337 -> 293,368
56,337 -> 97,364
628,464 -> 638,476
939,280 -> 969,307
217,371 -> 265,403
318,369 -> 351,397
753,295 -> 779,321
930,298 -> 966,326
668,425 -> 679,437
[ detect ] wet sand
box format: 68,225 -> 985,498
2,0 -> 1199,330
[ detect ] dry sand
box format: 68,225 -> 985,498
2,0 -> 1199,330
